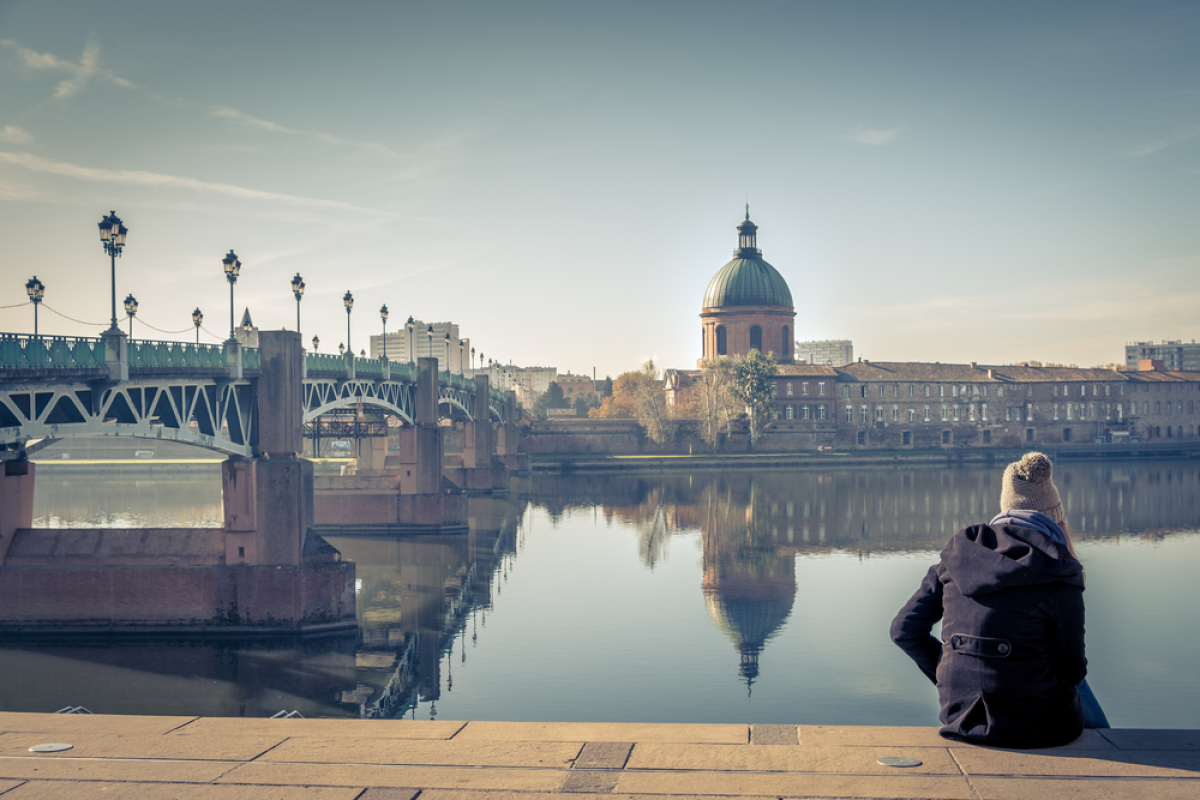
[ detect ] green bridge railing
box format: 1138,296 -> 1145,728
128,339 -> 227,369
0,334 -> 105,370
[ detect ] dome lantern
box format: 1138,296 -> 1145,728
735,204 -> 760,258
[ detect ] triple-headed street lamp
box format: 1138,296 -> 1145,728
25,276 -> 45,336
192,308 -> 203,344
123,294 -> 138,339
222,250 -> 241,342
291,273 -> 305,333
380,304 -> 389,359
97,211 -> 128,332
343,290 -> 354,353
312,335 -> 319,351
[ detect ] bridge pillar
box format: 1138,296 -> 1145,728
102,328 -> 128,382
224,340 -> 243,380
396,357 -> 443,495
0,459 -> 35,566
495,389 -> 529,472
461,374 -> 503,491
221,330 -> 314,566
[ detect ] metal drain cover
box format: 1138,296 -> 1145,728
29,743 -> 73,753
878,756 -> 922,767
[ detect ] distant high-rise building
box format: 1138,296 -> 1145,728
1125,341 -> 1200,372
796,339 -> 853,366
370,319 -> 468,373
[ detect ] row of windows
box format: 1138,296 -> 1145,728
776,404 -> 829,420
713,325 -> 790,357
833,381 -> 1200,401
783,381 -> 827,396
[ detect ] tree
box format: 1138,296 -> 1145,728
697,356 -> 736,450
531,381 -> 570,420
633,360 -> 675,446
731,349 -> 777,448
589,372 -> 639,418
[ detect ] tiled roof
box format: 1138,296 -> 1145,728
775,364 -> 839,377
835,361 -> 1132,383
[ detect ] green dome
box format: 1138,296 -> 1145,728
703,257 -> 793,309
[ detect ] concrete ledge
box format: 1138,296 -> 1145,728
0,715 -> 1196,798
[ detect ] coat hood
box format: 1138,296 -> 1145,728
941,523 -> 1084,598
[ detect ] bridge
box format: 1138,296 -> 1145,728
0,329 -> 510,458
0,328 -> 524,635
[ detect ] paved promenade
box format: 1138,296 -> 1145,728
0,713 -> 1197,799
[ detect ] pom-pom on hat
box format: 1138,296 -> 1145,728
999,451 -> 1064,523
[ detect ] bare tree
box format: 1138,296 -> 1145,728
634,359 -> 676,446
698,356 -> 736,450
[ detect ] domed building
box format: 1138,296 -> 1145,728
700,207 -> 795,364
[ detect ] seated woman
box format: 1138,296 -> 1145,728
890,452 -> 1108,748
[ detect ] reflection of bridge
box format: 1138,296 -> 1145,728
0,329 -> 524,634
0,330 -> 509,458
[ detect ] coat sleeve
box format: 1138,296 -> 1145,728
890,564 -> 945,684
1048,585 -> 1087,687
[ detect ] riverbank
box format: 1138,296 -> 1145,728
531,441 -> 1200,472
0,712 -> 1196,799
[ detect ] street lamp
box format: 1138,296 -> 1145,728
380,304 -> 389,359
123,293 -> 138,339
406,316 -> 415,364
426,324 -> 433,363
312,335 -> 319,351
471,346 -> 475,371
25,276 -> 45,336
459,340 -> 465,375
192,308 -> 203,344
97,211 -> 128,332
343,290 -> 354,352
339,342 -> 345,355
222,250 -> 241,342
444,332 -> 450,374
291,273 -> 305,333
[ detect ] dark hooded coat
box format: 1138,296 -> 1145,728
890,522 -> 1087,748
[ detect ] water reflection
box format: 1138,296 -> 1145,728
9,460 -> 1199,722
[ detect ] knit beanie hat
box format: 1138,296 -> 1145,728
999,452 -> 1064,524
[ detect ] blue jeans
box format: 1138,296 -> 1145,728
1078,679 -> 1110,728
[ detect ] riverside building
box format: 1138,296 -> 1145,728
663,209 -> 1200,450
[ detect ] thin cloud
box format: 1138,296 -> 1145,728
1130,125 -> 1200,157
2,35 -> 132,101
0,151 -> 389,217
211,105 -> 398,158
0,125 -> 31,144
848,127 -> 902,146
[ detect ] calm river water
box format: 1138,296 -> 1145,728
5,459 -> 1199,727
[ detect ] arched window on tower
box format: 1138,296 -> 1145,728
782,326 -> 790,357
750,325 -> 762,353
716,325 -> 727,356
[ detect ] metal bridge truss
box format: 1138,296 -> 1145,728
0,378 -> 256,457
303,378 -> 493,424
304,378 -> 416,424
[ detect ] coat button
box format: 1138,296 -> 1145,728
997,643 -> 1010,654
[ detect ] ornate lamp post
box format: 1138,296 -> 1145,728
426,324 -> 433,362
470,346 -> 475,371
222,250 -> 241,342
444,332 -> 451,374
97,211 -> 128,332
25,276 -> 45,336
338,342 -> 345,355
459,340 -> 465,375
311,335 -> 319,351
291,273 -> 305,333
192,308 -> 203,344
380,304 -> 389,359
343,290 -> 354,352
405,316 -> 415,365
123,293 -> 138,339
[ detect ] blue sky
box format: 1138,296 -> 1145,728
2,1 -> 1198,377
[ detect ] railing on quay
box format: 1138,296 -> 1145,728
0,333 -> 105,370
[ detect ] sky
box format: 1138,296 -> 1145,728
1,0 -> 1198,378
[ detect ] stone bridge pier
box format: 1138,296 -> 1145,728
0,330 -> 357,635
